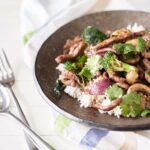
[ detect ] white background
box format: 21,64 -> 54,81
0,1 -> 84,149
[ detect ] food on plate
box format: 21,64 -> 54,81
54,23 -> 150,118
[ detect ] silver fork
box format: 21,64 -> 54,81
0,49 -> 54,150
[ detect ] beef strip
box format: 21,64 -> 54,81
92,29 -> 145,50
59,71 -> 80,87
55,41 -> 87,63
63,36 -> 82,53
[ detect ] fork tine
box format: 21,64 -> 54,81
0,49 -> 13,78
1,49 -> 12,69
0,51 -> 7,79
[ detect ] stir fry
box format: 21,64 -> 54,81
54,25 -> 150,118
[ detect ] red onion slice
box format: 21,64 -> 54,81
86,79 -> 111,95
96,48 -> 117,55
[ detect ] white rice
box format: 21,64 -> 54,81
56,63 -> 66,72
57,23 -> 145,118
64,86 -> 92,108
127,23 -> 145,32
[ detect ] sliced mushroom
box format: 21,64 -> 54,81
92,98 -> 122,111
126,70 -> 139,84
126,39 -> 138,46
111,28 -> 132,39
127,83 -> 150,94
116,82 -> 129,89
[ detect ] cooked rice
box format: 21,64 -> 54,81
127,23 -> 145,32
56,63 -> 66,72
64,86 -> 92,108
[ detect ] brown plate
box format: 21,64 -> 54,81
34,10 -> 150,131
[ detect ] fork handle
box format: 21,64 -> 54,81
8,87 -> 30,125
7,87 -> 39,150
5,111 -> 55,150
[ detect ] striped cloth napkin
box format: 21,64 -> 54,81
21,0 -> 150,149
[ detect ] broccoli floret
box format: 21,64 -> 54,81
102,51 -> 137,73
82,26 -> 107,45
79,55 -> 103,80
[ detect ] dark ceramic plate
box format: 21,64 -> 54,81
34,10 -> 150,131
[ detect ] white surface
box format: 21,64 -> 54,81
0,1 -> 83,150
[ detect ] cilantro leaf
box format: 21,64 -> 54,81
130,103 -> 143,117
120,92 -> 144,117
120,104 -> 130,117
112,43 -> 136,60
112,43 -> 135,54
136,37 -> 146,52
105,84 -> 123,100
141,109 -> 150,117
112,40 -> 146,60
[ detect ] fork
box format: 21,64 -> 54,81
0,49 -> 54,150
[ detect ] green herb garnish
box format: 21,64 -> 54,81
105,84 -> 123,101
112,43 -> 135,54
136,37 -> 146,52
120,92 -> 144,117
112,39 -> 146,60
141,109 -> 150,117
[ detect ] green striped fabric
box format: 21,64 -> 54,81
55,114 -> 71,135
